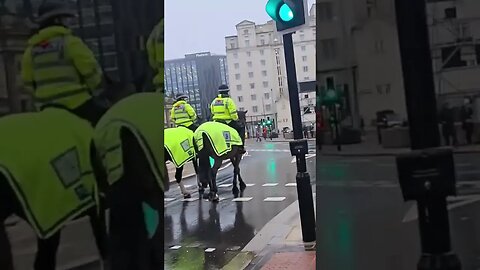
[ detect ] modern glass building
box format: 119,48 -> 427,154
165,52 -> 228,120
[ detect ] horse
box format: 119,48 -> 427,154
194,111 -> 248,202
165,149 -> 199,199
0,79 -> 149,270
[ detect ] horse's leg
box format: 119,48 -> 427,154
175,166 -> 191,199
192,157 -> 204,194
34,232 -> 61,270
230,157 -> 239,198
208,159 -> 222,202
87,204 -> 108,262
0,175 -> 14,270
236,153 -> 247,192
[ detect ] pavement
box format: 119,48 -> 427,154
164,140 -> 316,270
316,153 -> 480,269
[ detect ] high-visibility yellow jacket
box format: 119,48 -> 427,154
21,26 -> 102,110
210,95 -> 239,123
0,108 -> 97,239
170,100 -> 197,127
147,20 -> 164,92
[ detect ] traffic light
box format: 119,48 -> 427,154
265,0 -> 307,33
266,116 -> 272,125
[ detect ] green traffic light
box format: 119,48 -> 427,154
279,3 -> 294,21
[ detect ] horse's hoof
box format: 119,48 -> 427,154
183,193 -> 191,199
208,192 -> 219,202
240,182 -> 247,191
232,187 -> 239,197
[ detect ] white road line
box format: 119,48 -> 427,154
181,197 -> 199,202
245,183 -> 256,187
218,183 -> 233,188
291,154 -> 316,163
285,183 -> 297,187
264,197 -> 286,202
170,246 -> 181,250
205,248 -> 216,253
232,197 -> 253,202
262,183 -> 279,187
164,198 -> 176,202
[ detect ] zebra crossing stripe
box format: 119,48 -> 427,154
219,183 -> 233,188
262,183 -> 278,187
181,197 -> 199,202
232,197 -> 253,202
170,245 -> 181,250
205,248 -> 216,253
245,183 -> 256,187
164,198 -> 175,202
264,197 -> 286,202
285,183 -> 297,187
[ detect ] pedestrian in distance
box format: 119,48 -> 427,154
439,102 -> 457,146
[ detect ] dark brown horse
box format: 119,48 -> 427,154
195,111 -> 248,202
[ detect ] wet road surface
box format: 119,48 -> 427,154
317,153 -> 480,270
164,140 -> 316,269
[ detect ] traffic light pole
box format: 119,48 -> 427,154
283,32 -> 316,243
395,0 -> 461,269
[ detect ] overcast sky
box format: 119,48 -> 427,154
165,0 -> 315,60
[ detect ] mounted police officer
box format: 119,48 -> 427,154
170,93 -> 198,132
210,85 -> 246,153
21,0 -> 109,125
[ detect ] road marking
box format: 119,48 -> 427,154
164,198 -> 176,202
262,183 -> 278,187
232,197 -> 253,202
205,248 -> 216,253
170,245 -> 181,250
291,154 -> 316,163
181,197 -> 199,202
181,185 -> 194,189
403,195 -> 480,223
218,183 -> 233,188
285,183 -> 297,187
264,197 -> 286,202
246,183 -> 256,187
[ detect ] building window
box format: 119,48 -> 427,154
238,96 -> 244,102
302,56 -> 307,61
301,46 -> 306,51
248,72 -> 254,78
243,29 -> 249,35
250,83 -> 255,89
304,76 -> 310,80
318,2 -> 333,22
320,39 -> 337,60
245,40 -> 250,46
239,107 -> 245,111
300,34 -> 305,41
264,92 -> 270,99
251,94 -> 257,101
265,104 -> 271,111
445,7 -> 456,19
235,74 -> 241,80
260,49 -> 265,55
262,70 -> 267,76
247,52 -> 251,57
263,81 -> 269,87
303,66 -> 308,72
261,60 -> 266,66
236,85 -> 242,91
247,61 -> 253,67
234,63 -> 240,69
253,106 -> 258,112
233,53 -> 238,59
230,43 -> 236,49
261,39 -> 265,45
